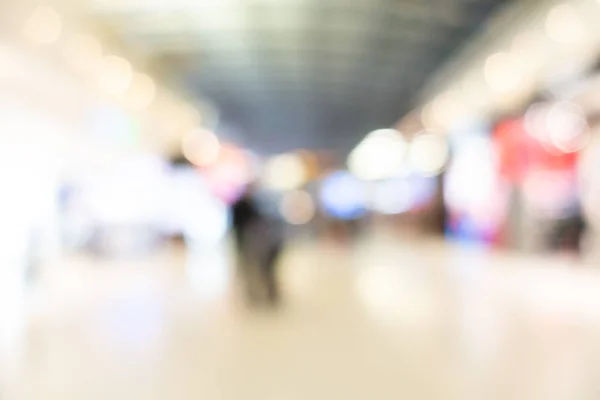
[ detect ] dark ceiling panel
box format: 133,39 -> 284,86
88,0 -> 513,154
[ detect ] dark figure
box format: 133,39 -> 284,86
232,190 -> 283,307
549,213 -> 586,256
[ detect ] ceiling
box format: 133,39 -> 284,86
86,0 -> 514,155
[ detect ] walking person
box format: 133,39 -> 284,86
232,187 -> 283,307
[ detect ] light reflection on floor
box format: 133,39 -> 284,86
4,233 -> 600,399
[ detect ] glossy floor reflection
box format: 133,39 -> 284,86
4,232 -> 600,399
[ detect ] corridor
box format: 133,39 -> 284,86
4,232 -> 600,400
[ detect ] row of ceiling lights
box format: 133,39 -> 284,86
21,5 -> 198,120
421,1 -> 594,131
351,2 -> 594,182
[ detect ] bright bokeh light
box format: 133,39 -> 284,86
545,4 -> 585,46
445,136 -> 503,228
124,72 -> 156,111
348,129 -> 407,181
545,102 -> 590,153
457,77 -> 487,113
408,133 -> 449,176
158,100 -> 197,134
262,153 -> 307,191
430,92 -> 461,128
95,55 -> 133,96
0,111 -> 64,350
171,167 -> 229,244
201,144 -> 251,203
510,32 -> 550,75
181,129 -> 220,167
320,171 -> 367,220
369,179 -> 414,215
524,102 -> 550,142
23,6 -> 62,45
525,101 -> 590,154
279,190 -> 316,225
84,155 -> 169,226
484,52 -> 525,94
63,34 -> 103,74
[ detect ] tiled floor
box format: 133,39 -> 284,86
3,232 -> 600,399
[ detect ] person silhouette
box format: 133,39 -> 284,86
231,187 -> 283,307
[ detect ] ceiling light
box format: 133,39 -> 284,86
510,32 -> 549,74
408,133 -> 449,177
546,102 -> 590,153
431,92 -> 460,127
23,6 -> 62,45
484,52 -> 525,94
524,102 -> 551,141
181,104 -> 202,126
545,4 -> 585,45
124,72 -> 156,110
95,55 -> 133,96
63,34 -> 103,73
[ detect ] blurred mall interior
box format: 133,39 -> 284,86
5,0 -> 600,398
